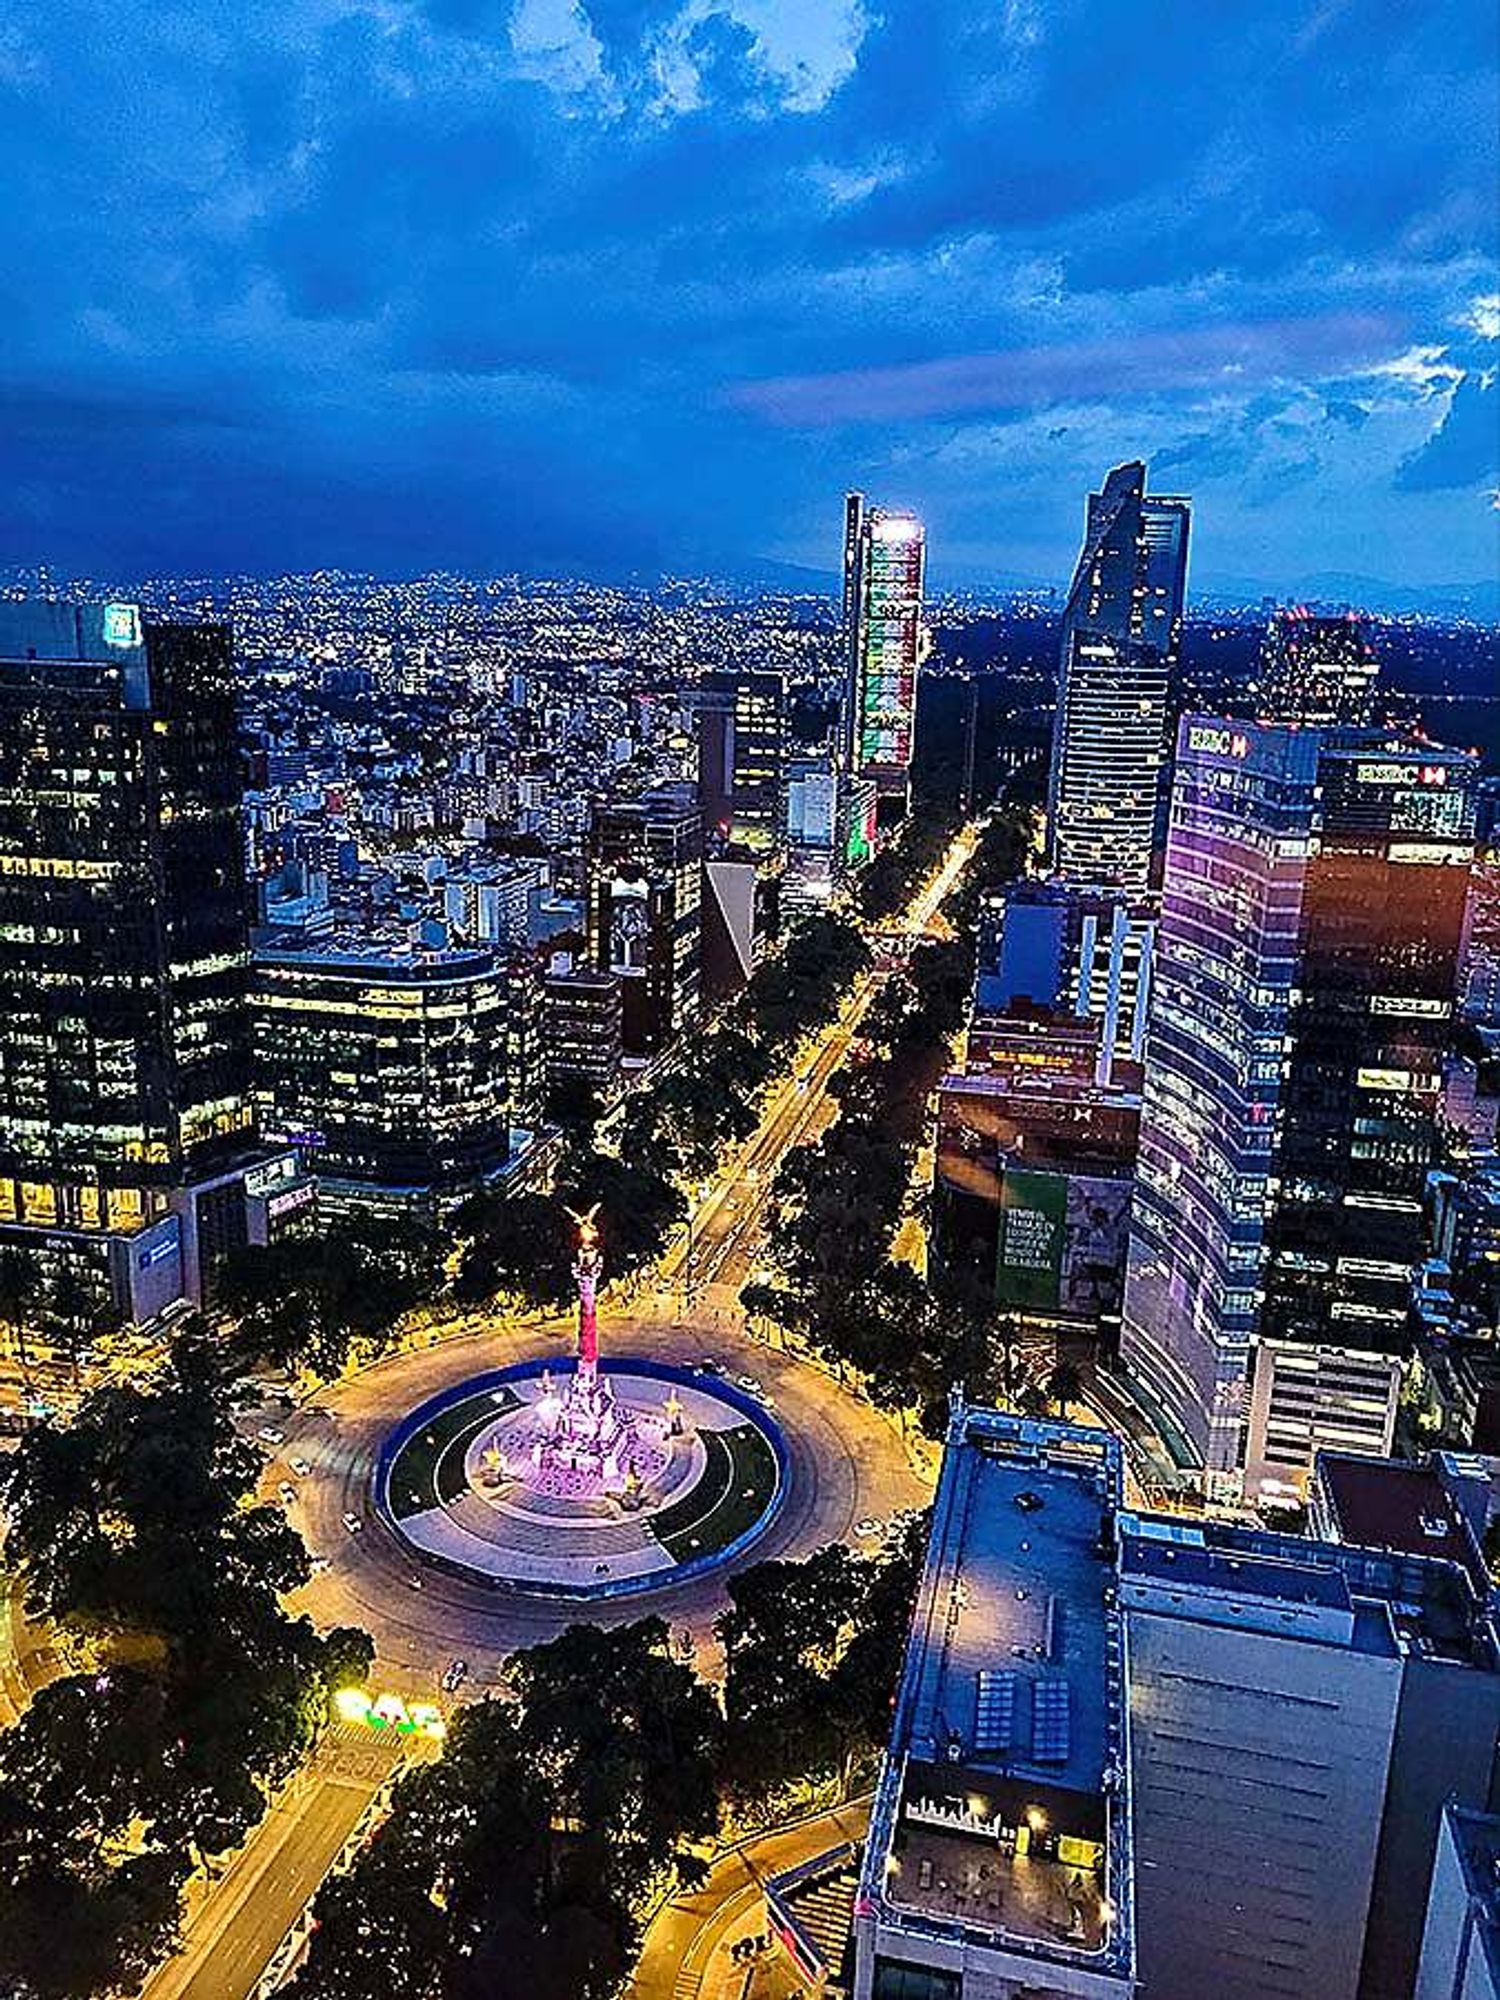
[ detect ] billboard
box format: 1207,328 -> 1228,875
996,1168 -> 1068,1310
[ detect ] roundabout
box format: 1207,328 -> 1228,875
378,1359 -> 787,1598
374,1210 -> 788,1599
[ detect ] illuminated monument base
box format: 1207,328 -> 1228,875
374,1213 -> 787,1598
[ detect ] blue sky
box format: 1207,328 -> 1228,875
2,0 -> 1497,598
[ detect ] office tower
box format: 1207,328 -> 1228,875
1047,461 -> 1190,890
251,935 -> 527,1213
586,784 -> 703,1058
782,756 -> 842,918
1122,718 -> 1478,1495
841,492 -> 926,815
1259,606 -> 1379,726
854,1403 -> 1136,2000
1121,1508 -> 1500,2000
542,954 -> 622,1094
0,601 -> 261,1321
1461,851 -> 1500,1027
1415,1805 -> 1500,2000
931,884 -> 1150,1338
695,670 -> 788,854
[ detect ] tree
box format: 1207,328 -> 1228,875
0,1245 -> 39,1399
1045,1360 -> 1085,1419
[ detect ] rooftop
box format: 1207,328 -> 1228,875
861,1402 -> 1132,1980
1313,1451 -> 1478,1576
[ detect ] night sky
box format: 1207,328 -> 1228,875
4,0 -> 1497,596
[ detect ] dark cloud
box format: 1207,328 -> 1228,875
0,0 -> 1493,588
1397,376 -> 1500,491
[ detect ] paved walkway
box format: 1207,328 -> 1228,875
630,1799 -> 870,2000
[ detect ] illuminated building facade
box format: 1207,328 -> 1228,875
855,1405 -> 1500,2000
842,492 -> 926,814
1048,462 -> 1189,891
251,934 -> 531,1210
542,954 -> 622,1092
586,784 -> 702,1058
0,601 -> 260,1319
1122,716 -> 1478,1494
696,670 -> 787,854
932,883 -> 1149,1335
1259,606 -> 1379,726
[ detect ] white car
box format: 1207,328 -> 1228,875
257,1426 -> 286,1446
736,1374 -> 760,1394
342,1511 -> 362,1534
290,1456 -> 312,1477
278,1482 -> 298,1507
854,1517 -> 882,1538
441,1659 -> 469,1693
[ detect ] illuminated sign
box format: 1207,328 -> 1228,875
267,1183 -> 316,1220
1356,761 -> 1448,788
334,1686 -> 446,1739
996,1168 -> 1068,1310
102,602 -> 142,648
1187,724 -> 1250,758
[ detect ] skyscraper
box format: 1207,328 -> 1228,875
841,492 -> 926,815
1047,461 -> 1190,891
1121,716 -> 1477,1493
0,601 -> 258,1318
694,669 -> 787,853
1259,606 -> 1379,726
586,784 -> 703,1058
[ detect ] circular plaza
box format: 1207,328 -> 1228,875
377,1357 -> 788,1599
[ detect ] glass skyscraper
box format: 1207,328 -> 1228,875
0,601 -> 256,1315
1047,461 -> 1190,891
842,492 -> 926,812
1258,606 -> 1379,727
1122,716 -> 1477,1492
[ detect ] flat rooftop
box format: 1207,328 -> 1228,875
861,1403 -> 1132,1981
1119,1513 -> 1497,1666
1314,1451 -> 1480,1580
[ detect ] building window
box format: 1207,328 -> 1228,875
872,1961 -> 961,2000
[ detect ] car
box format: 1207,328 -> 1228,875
406,1574 -> 424,1591
342,1511 -> 362,1534
278,1482 -> 298,1507
257,1426 -> 286,1446
441,1659 -> 469,1693
309,1555 -> 331,1575
290,1456 -> 312,1477
854,1517 -> 882,1538
695,1358 -> 724,1376
735,1374 -> 760,1394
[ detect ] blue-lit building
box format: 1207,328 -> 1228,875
854,1404 -> 1136,1999
1122,717 -> 1478,1496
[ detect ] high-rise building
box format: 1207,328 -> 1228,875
695,670 -> 788,854
852,1405 -> 1500,2000
251,933 -> 531,1213
1047,462 -> 1190,891
1259,606 -> 1379,727
0,601 -> 262,1320
542,954 -> 622,1094
1122,1508 -> 1500,2000
842,493 -> 926,815
586,784 -> 703,1058
931,883 -> 1150,1338
854,1403 -> 1136,2000
1415,1805 -> 1500,2000
1122,717 -> 1478,1494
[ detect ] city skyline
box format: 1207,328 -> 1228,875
1,4 -> 1496,602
